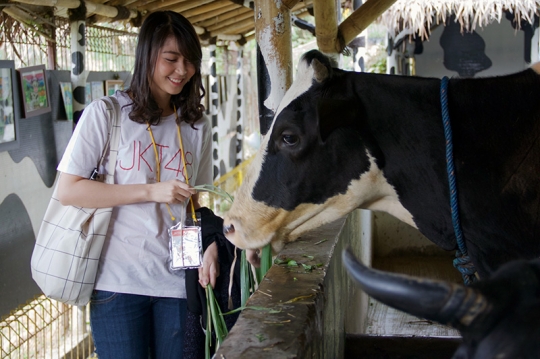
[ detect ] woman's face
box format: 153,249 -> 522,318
150,35 -> 196,106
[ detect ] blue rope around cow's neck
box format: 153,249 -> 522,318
440,76 -> 477,285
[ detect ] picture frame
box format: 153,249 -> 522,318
0,60 -> 20,151
17,64 -> 51,118
105,79 -> 124,96
85,82 -> 92,105
59,82 -> 73,121
91,81 -> 104,100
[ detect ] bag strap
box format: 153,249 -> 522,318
99,96 -> 121,185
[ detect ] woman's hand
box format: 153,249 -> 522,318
57,173 -> 197,208
198,242 -> 219,288
150,179 -> 196,204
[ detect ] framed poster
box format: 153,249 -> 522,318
105,80 -> 123,96
0,60 -> 20,151
59,82 -> 73,121
91,81 -> 104,100
85,82 -> 92,105
17,64 -> 51,118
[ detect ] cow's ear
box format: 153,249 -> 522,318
311,58 -> 330,83
317,99 -> 360,142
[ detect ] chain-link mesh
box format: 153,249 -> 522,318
0,13 -> 136,71
1,296 -> 93,359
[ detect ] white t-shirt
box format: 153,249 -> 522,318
58,91 -> 212,298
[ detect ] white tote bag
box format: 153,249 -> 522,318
31,96 -> 121,306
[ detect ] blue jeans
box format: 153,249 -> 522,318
90,290 -> 187,359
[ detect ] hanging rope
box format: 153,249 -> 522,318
440,76 -> 478,285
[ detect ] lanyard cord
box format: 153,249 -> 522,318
147,105 -> 197,223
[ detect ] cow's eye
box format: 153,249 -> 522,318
282,134 -> 299,146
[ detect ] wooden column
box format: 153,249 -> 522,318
313,0 -> 339,56
254,0 -> 293,135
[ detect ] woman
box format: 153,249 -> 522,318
56,11 -> 217,358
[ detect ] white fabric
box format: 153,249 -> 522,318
58,91 -> 212,298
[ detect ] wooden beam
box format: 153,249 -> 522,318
151,0 -> 214,13
313,0 -> 338,54
206,10 -> 253,32
244,32 -> 255,43
9,0 -> 139,19
12,0 -> 80,8
140,0 -> 189,11
281,0 -> 300,9
129,0 -> 179,8
195,7 -> 252,27
295,9 -> 311,19
338,0 -> 398,50
215,19 -> 255,36
291,0 -> 312,13
179,0 -> 233,17
186,4 -> 240,24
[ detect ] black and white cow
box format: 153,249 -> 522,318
223,50 -> 540,278
342,248 -> 540,359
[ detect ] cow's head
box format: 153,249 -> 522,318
343,248 -> 540,358
223,50 -> 412,251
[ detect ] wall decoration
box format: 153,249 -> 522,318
59,82 -> 73,121
440,16 -> 492,78
91,81 -> 104,100
105,80 -> 123,96
17,65 -> 51,118
85,82 -> 92,105
0,60 -> 19,151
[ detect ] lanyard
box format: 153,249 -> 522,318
147,106 -> 197,223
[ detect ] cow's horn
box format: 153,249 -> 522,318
342,247 -> 490,328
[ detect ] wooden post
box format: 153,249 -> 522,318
313,0 -> 339,56
254,0 -> 293,135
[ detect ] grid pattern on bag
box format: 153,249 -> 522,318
31,196 -> 113,305
30,97 -> 121,306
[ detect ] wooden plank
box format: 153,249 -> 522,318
365,297 -> 461,336
195,7 -> 252,27
157,0 -> 221,13
210,17 -> 254,36
206,10 -> 253,32
181,0 -> 233,17
363,256 -> 462,337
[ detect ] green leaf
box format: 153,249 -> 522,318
193,184 -> 234,202
256,333 -> 266,342
287,260 -> 298,267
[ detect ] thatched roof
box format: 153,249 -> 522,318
380,0 -> 540,39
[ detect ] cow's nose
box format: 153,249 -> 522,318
223,224 -> 235,235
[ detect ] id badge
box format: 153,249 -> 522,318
169,212 -> 202,270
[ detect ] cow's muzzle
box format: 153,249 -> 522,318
223,224 -> 235,235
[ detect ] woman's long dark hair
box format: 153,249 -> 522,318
127,11 -> 205,126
